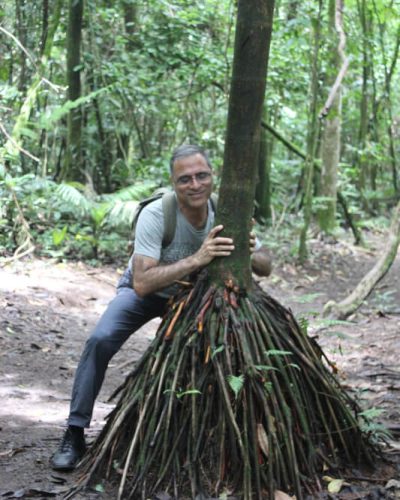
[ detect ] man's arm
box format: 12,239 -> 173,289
133,225 -> 234,297
249,228 -> 272,277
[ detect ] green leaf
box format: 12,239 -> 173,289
265,349 -> 293,357
227,374 -> 244,398
264,381 -> 273,394
54,183 -> 91,217
39,85 -> 113,130
359,407 -> 384,419
327,478 -> 344,494
254,365 -> 279,372
176,389 -> 201,399
19,126 -> 38,140
211,345 -> 225,358
52,225 -> 68,246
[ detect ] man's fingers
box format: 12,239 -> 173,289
213,236 -> 234,246
209,224 -> 224,237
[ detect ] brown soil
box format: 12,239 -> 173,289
1,233 -> 399,499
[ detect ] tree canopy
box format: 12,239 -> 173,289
0,0 -> 399,263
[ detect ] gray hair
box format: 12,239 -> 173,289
169,144 -> 212,173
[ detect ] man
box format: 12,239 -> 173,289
51,144 -> 271,471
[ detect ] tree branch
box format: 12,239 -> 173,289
319,0 -> 349,118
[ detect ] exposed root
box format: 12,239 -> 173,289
66,276 -> 377,499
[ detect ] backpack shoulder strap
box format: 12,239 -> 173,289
161,191 -> 178,248
210,193 -> 218,213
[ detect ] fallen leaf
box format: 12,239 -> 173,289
386,479 -> 400,490
257,423 -> 269,457
327,478 -> 345,494
274,490 -> 296,500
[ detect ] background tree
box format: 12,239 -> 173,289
298,0 -> 323,262
0,0 -> 399,276
317,0 -> 346,235
62,0 -> 84,182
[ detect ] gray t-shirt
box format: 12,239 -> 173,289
131,195 -> 215,297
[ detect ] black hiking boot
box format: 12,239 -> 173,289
50,426 -> 86,471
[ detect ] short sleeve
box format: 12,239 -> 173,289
133,200 -> 164,261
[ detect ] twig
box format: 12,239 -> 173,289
0,122 -> 40,163
0,26 -> 36,67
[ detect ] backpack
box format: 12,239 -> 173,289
130,188 -> 218,252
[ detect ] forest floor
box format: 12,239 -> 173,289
1,229 -> 400,499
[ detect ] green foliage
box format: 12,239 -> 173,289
359,407 -> 393,442
0,171 -> 161,262
226,374 -> 244,399
1,0 -> 399,263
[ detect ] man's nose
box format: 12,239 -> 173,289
188,175 -> 201,187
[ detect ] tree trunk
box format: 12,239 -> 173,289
40,0 -> 49,55
298,0 -> 323,262
255,106 -> 274,224
63,0 -> 84,181
15,0 -> 28,94
324,199 -> 400,319
318,0 -> 346,234
374,2 -> 400,195
209,0 -> 275,290
357,0 -> 372,209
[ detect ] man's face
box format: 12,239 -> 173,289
171,153 -> 213,210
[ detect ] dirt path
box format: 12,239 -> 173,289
0,235 -> 399,499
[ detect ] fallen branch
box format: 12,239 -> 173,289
324,200 -> 400,319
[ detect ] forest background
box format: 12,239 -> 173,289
1,0 -> 399,266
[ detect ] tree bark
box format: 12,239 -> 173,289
255,106 -> 273,224
298,0 -> 323,262
15,0 -> 28,94
209,0 -> 275,290
318,0 -> 346,234
324,200 -> 400,319
373,0 -> 400,195
357,0 -> 370,189
63,0 -> 84,181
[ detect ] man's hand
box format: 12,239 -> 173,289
133,225 -> 234,297
249,230 -> 257,254
192,225 -> 235,267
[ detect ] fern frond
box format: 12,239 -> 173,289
100,182 -> 158,203
54,183 -> 91,217
106,200 -> 138,228
39,86 -> 113,130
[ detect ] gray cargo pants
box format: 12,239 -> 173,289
67,286 -> 168,428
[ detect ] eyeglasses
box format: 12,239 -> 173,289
175,171 -> 212,186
